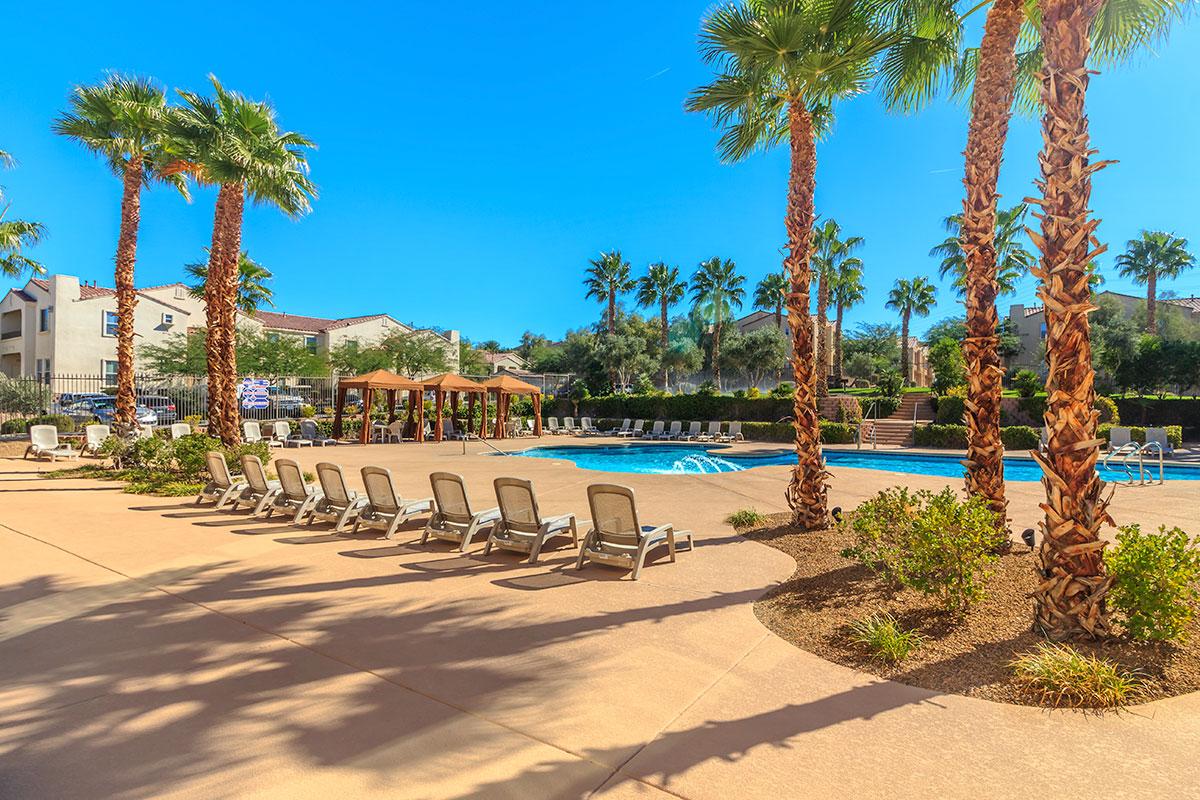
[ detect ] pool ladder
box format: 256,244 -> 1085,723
856,400 -> 879,450
1101,441 -> 1164,486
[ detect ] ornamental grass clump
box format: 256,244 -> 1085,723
726,508 -> 766,528
1010,643 -> 1147,708
839,487 -> 1007,612
848,612 -> 925,664
1105,524 -> 1200,642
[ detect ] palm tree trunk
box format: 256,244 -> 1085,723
1028,0 -> 1112,639
815,273 -> 829,397
712,318 -> 721,390
1146,269 -> 1157,334
113,156 -> 144,432
607,289 -> 616,335
960,0 -> 1024,523
204,185 -> 232,440
211,185 -> 245,445
660,300 -> 669,388
900,314 -> 910,383
833,302 -> 845,388
775,301 -> 782,330
783,102 -> 828,531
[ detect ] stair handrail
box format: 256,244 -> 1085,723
1102,441 -> 1140,485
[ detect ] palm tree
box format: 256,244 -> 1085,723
931,203 -> 1033,297
169,76 -> 316,445
1115,231 -> 1195,335
830,261 -> 865,388
584,250 -> 634,336
53,75 -> 186,432
636,262 -> 688,387
753,271 -> 789,329
185,251 -> 275,315
690,257 -> 745,390
812,220 -> 863,396
687,0 -> 899,530
0,150 -> 47,278
886,277 -> 937,383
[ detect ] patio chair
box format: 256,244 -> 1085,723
717,421 -> 744,443
524,419 -> 536,436
274,421 -> 312,448
660,421 -> 683,440
579,417 -> 599,436
1108,426 -> 1132,452
169,422 -> 192,439
420,472 -> 502,552
444,418 -> 472,441
352,466 -> 434,539
1145,428 -> 1175,456
232,454 -> 282,516
266,458 -> 323,524
83,424 -> 110,456
309,462 -> 369,532
620,419 -> 644,438
546,417 -> 561,435
485,477 -> 580,564
195,451 -> 248,510
576,484 -> 694,580
24,425 -> 78,462
562,417 -> 578,435
681,421 -> 702,441
299,419 -> 338,446
243,420 -> 282,448
697,421 -> 722,442
642,420 -> 665,440
606,419 -> 631,436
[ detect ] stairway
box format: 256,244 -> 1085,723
864,394 -> 935,447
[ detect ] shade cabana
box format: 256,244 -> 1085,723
333,369 -> 422,445
422,373 -> 487,442
480,375 -> 542,439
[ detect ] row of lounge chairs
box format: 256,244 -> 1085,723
25,421 -> 199,461
545,417 -> 744,442
243,419 -> 338,448
197,453 -> 693,579
1106,426 -> 1175,456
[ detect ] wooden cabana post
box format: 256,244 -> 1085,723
480,375 -> 542,440
467,392 -> 477,434
421,374 -> 487,442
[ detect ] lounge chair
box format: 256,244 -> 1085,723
83,424 -> 110,456
562,417 -> 578,435
24,425 -> 78,462
352,466 -> 434,538
621,419 -> 644,438
1145,428 -> 1175,456
697,421 -> 722,442
421,472 -> 502,552
524,419 -> 536,436
642,420 -> 665,440
606,419 -> 632,436
444,418 -> 472,441
579,417 -> 600,436
485,477 -> 579,564
660,421 -> 683,440
1108,426 -> 1132,452
244,420 -> 283,448
266,458 -> 323,524
169,422 -> 192,439
681,421 -> 702,441
576,484 -> 694,580
299,419 -> 338,446
546,417 -> 561,435
232,454 -> 282,515
309,462 -> 369,532
274,421 -> 312,448
717,421 -> 744,443
195,451 -> 248,509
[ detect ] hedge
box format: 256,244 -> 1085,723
1098,423 -> 1183,449
554,395 -> 794,423
1112,398 -> 1199,436
737,421 -> 858,444
1,414 -> 77,434
914,424 -> 1041,450
934,396 -> 965,425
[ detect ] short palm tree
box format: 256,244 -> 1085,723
169,76 -> 316,445
584,250 -> 634,336
812,220 -> 863,396
1114,231 -> 1195,335
0,149 -> 47,278
185,251 -> 275,315
830,261 -> 865,388
931,203 -> 1033,297
885,277 -> 937,383
636,262 -> 688,386
753,271 -> 789,329
690,257 -> 745,390
687,0 -> 900,530
53,75 -> 186,431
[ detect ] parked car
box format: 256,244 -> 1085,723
269,386 -> 304,415
137,395 -> 178,425
64,397 -> 158,427
55,392 -> 110,412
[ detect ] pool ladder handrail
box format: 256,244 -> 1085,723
857,400 -> 878,450
1101,440 -> 1164,486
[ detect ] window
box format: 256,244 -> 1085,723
102,360 -> 119,387
266,332 -> 280,343
1039,323 -> 1047,340
174,286 -> 187,300
161,313 -> 174,326
103,311 -> 119,337
35,358 -> 51,383
39,308 -> 50,332
304,335 -> 318,354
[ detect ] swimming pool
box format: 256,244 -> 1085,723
511,443 -> 1200,482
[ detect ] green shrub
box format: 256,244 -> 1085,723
1097,424 -> 1183,449
769,382 -> 794,399
0,377 -> 52,415
1105,524 -> 1200,642
299,404 -> 316,418
934,395 -> 965,425
834,396 -> 863,423
726,508 -> 766,528
877,370 -> 904,397
1000,426 -> 1040,450
913,423 -> 968,448
819,421 -> 857,444
696,380 -> 718,396
172,434 -> 225,480
732,388 -> 746,398
1,418 -> 31,434
1012,369 -> 1042,398
848,612 -> 925,664
1095,396 -> 1119,425
745,386 -> 761,399
8,414 -> 77,434
223,441 -> 273,472
1010,643 -> 1146,708
839,487 -> 1006,612
861,395 -> 902,418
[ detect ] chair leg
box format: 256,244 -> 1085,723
419,520 -> 433,545
575,532 -> 592,571
253,490 -> 279,516
333,506 -> 355,532
666,530 -> 677,563
384,515 -> 403,540
351,517 -> 362,535
528,528 -> 547,565
568,516 -> 579,547
632,539 -> 652,581
458,520 -> 481,552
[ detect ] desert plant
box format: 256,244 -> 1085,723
726,508 -> 766,528
848,612 -> 926,664
171,433 -> 225,480
1010,643 -> 1147,708
1105,524 -> 1200,642
1094,395 -> 1120,425
1012,369 -> 1042,398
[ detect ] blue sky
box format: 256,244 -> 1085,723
3,2 -> 1198,345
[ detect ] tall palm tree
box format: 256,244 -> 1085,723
636,262 -> 688,387
753,271 -> 789,329
690,257 -> 745,390
169,76 -> 315,445
812,220 -> 863,396
830,261 -> 865,388
1114,231 -> 1195,335
53,75 -> 186,431
584,250 -> 634,336
687,0 -> 900,530
185,251 -> 275,315
0,149 -> 47,278
930,203 -> 1033,296
886,277 -> 937,383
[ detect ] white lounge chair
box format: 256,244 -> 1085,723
717,421 -> 743,443
24,425 -> 78,462
421,471 -> 502,552
524,419 -> 536,436
83,424 -> 110,456
620,419 -> 644,438
562,418 -> 578,435
579,417 -> 602,436
274,421 -> 312,448
1108,426 -> 1132,452
659,421 -> 683,440
233,454 -> 282,515
606,419 -> 631,436
546,417 -> 561,435
1145,428 -> 1175,456
243,420 -> 282,448
642,420 -> 665,440
576,484 -> 693,580
309,462 -> 369,532
444,418 -> 472,441
485,477 -> 579,564
196,451 -> 248,509
169,422 -> 192,439
697,421 -> 722,442
299,419 -> 337,446
266,458 -> 323,524
681,421 -> 702,441
353,465 -> 434,539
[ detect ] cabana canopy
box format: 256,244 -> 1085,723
333,370 -> 422,444
480,375 -> 542,438
422,373 -> 486,442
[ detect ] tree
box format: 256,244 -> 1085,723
584,250 -> 634,336
636,262 -> 687,387
811,220 -> 863,396
928,337 -> 967,393
1115,230 -> 1196,335
141,327 -> 325,378
830,258 -> 865,388
662,340 -> 703,389
0,149 -> 47,278
458,340 -> 488,375
722,327 -> 788,389
185,251 -> 274,314
753,271 -> 789,328
53,75 -> 186,430
169,76 -> 316,445
595,332 -> 654,390
885,277 -> 937,384
930,203 -> 1033,297
689,257 -> 745,391
687,0 -> 898,529
328,330 -> 449,378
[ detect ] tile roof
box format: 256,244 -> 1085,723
250,311 -> 336,333
1024,305 -> 1044,317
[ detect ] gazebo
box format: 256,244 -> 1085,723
421,373 -> 487,442
333,369 -> 422,445
480,375 -> 542,439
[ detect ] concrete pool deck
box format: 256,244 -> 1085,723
2,437 -> 1198,798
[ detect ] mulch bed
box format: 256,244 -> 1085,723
741,513 -> 1200,707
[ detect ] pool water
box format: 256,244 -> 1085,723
512,443 -> 1200,482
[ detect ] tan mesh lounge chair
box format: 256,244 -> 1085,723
243,420 -> 282,448
266,458 -> 323,523
1145,427 -> 1175,456
83,424 -> 110,456
717,421 -> 743,442
697,421 -> 721,442
353,466 -> 434,539
309,462 -> 369,532
233,454 -> 282,515
681,421 -> 701,441
642,420 -> 665,440
24,425 -> 78,461
546,417 -> 561,435
299,419 -> 337,446
660,421 -> 683,440
274,421 -> 312,448
421,472 -> 502,552
196,451 -> 248,509
485,477 -> 580,564
169,422 -> 192,439
621,419 -> 644,438
1108,426 -> 1132,452
576,484 -> 694,580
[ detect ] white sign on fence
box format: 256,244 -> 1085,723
240,378 -> 271,410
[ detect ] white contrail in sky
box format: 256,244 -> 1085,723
928,168 -> 957,175
643,67 -> 671,80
